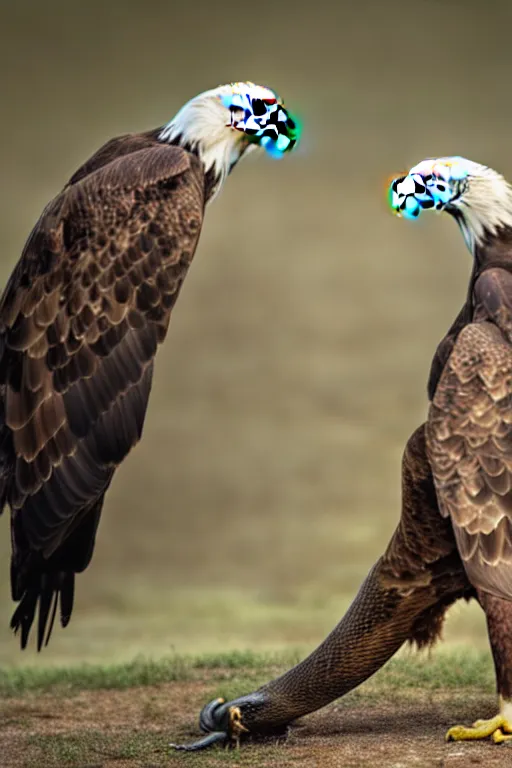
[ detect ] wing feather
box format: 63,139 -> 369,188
1,141 -> 204,570
427,320 -> 512,599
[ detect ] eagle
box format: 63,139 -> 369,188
172,157 -> 512,751
3,81 -> 299,651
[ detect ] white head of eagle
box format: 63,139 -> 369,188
159,81 -> 300,201
388,157 -> 512,254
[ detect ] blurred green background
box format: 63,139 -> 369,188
0,0 -> 509,666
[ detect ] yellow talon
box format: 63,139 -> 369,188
492,729 -> 512,744
446,714 -> 512,742
228,706 -> 249,749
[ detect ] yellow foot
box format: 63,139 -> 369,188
446,713 -> 512,742
227,706 -> 248,749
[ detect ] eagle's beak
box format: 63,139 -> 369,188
388,174 -> 407,216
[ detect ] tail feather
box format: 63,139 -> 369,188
60,573 -> 74,628
10,495 -> 104,650
37,575 -> 53,651
44,591 -> 59,648
10,572 -> 75,651
10,585 -> 38,650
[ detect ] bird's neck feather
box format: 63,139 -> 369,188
458,174 -> 512,257
473,224 -> 512,267
158,95 -> 247,204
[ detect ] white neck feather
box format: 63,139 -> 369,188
458,166 -> 512,253
159,87 -> 250,202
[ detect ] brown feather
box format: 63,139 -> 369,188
427,266 -> 512,602
2,128 -> 206,648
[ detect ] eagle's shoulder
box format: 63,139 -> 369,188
66,128 -> 194,187
1,133 -> 203,304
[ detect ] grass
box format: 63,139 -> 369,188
367,647 -> 494,690
0,649 -> 301,697
27,731 -> 284,767
2,647 -> 499,768
27,730 -> 173,767
0,646 -> 494,698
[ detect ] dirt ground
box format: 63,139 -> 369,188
2,678 -> 512,768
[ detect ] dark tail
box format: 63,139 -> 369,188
9,493 -> 106,651
10,570 -> 75,651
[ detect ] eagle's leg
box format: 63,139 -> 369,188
446,590 -> 512,743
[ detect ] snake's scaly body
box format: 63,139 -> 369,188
174,426 -> 473,749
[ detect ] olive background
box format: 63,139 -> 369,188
0,0 -> 509,665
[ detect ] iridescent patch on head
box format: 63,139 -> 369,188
221,83 -> 300,157
388,156 -> 473,220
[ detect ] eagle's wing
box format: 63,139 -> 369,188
426,267 -> 512,600
2,142 -> 204,580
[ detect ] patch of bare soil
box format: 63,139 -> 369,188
1,681 -> 512,768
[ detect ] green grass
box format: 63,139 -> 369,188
0,649 -> 301,697
0,646 -> 494,698
371,648 -> 494,690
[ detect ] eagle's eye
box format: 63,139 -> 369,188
251,98 -> 266,117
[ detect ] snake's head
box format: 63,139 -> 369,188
170,692 -> 285,752
199,697 -> 249,742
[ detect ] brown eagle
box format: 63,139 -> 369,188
172,156 -> 512,751
3,82 -> 298,651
